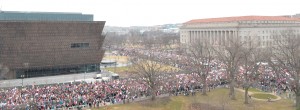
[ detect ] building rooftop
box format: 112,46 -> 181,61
0,11 -> 93,21
185,16 -> 300,24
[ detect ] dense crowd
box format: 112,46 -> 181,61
119,47 -> 295,98
0,70 -> 221,110
0,47 -> 295,109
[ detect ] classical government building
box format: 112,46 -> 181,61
0,11 -> 106,79
180,16 -> 300,48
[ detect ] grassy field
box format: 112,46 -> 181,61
251,93 -> 278,99
248,88 -> 264,93
93,88 -> 294,110
104,64 -> 179,74
104,66 -> 132,73
103,55 -> 180,74
103,56 -> 129,64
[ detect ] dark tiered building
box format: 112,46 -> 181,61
0,11 -> 94,21
0,11 -> 106,79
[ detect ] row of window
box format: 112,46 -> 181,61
181,37 -> 286,46
242,36 -> 271,40
71,43 -> 89,48
240,20 -> 296,24
16,64 -> 100,78
181,30 -> 300,34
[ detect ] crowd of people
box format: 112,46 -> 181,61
119,47 -> 295,98
0,70 -> 221,109
0,47 -> 296,109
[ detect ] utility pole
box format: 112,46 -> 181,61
21,74 -> 25,87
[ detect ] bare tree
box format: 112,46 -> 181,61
130,53 -> 165,101
265,48 -> 286,93
272,29 -> 300,109
239,44 -> 264,104
126,30 -> 142,46
159,34 -> 179,49
187,41 -> 214,95
103,32 -> 126,49
213,35 -> 245,100
141,36 -> 156,49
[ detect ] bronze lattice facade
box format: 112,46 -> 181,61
0,21 -> 106,79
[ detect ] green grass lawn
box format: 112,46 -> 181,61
104,66 -> 132,73
251,93 -> 278,99
93,88 -> 294,110
248,87 -> 263,93
103,55 -> 129,64
103,63 -> 180,74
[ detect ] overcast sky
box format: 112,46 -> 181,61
1,0 -> 300,27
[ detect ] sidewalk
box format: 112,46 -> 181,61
235,88 -> 281,101
0,71 -> 105,88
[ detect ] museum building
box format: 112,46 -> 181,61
0,11 -> 106,79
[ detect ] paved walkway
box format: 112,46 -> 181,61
0,71 -> 116,88
235,88 -> 281,102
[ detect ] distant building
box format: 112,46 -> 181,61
281,13 -> 300,18
180,16 -> 300,48
294,14 -> 300,18
0,11 -> 105,79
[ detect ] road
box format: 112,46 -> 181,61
0,71 -> 109,88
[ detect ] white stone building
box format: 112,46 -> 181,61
180,16 -> 300,48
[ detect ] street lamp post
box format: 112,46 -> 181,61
22,62 -> 29,87
114,62 -> 117,73
203,63 -> 210,92
84,65 -> 89,82
84,71 -> 86,82
20,74 -> 25,87
114,54 -> 117,73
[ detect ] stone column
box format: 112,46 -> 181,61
213,30 -> 216,45
217,30 -> 221,45
205,31 -> 208,44
219,30 -> 223,45
190,31 -> 192,44
207,30 -> 210,45
209,30 -> 214,44
203,31 -> 206,44
223,30 -> 226,46
191,31 -> 195,43
232,30 -> 236,40
201,31 -> 205,44
197,31 -> 200,42
209,30 -> 212,45
193,31 -> 196,43
207,31 -> 209,44
199,31 -> 202,43
228,30 -> 232,46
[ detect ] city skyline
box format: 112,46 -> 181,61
1,0 -> 300,27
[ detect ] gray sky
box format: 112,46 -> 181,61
1,0 -> 300,26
